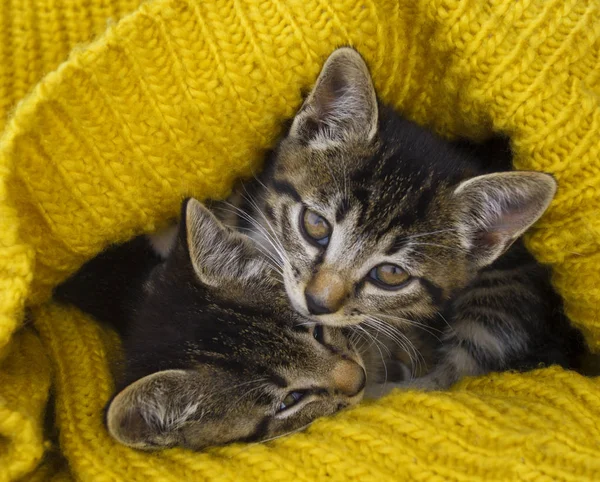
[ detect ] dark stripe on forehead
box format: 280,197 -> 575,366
353,188 -> 371,227
418,278 -> 444,306
414,186 -> 435,220
271,180 -> 302,202
353,187 -> 370,205
350,148 -> 386,184
280,203 -> 292,234
387,187 -> 435,229
385,234 -> 409,255
335,196 -> 351,223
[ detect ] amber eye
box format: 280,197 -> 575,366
368,264 -> 411,289
301,208 -> 331,246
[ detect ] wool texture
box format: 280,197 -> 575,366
1,0 -> 600,480
0,0 -> 140,132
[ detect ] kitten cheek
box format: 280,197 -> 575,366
282,273 -> 311,316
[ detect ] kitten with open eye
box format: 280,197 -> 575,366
218,47 -> 586,391
55,198 -> 367,450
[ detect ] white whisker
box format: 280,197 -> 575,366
375,312 -> 444,340
365,317 -> 427,380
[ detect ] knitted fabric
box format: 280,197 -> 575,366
0,0 -> 140,132
1,0 -> 600,480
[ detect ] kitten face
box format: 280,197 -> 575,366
256,48 -> 556,330
106,199 -> 365,451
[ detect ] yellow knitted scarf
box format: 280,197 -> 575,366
1,0 -> 600,480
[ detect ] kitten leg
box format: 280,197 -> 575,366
366,348 -> 481,395
398,345 -> 484,391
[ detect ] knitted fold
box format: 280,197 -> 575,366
1,0 -> 599,480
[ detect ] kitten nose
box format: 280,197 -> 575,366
304,269 -> 347,315
305,292 -> 333,315
331,360 -> 366,397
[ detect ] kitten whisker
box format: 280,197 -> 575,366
361,322 -> 389,386
348,326 -> 370,352
410,249 -> 444,266
435,311 -> 455,335
222,220 -> 285,277
375,313 -> 444,339
365,317 -> 426,380
237,188 -> 293,268
357,324 -> 392,382
220,202 -> 290,269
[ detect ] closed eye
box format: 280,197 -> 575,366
277,391 -> 306,413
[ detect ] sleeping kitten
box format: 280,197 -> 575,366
220,47 -> 585,391
55,198 -> 367,450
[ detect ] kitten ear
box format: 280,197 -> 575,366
181,198 -> 269,288
453,171 -> 557,268
289,47 -> 378,149
106,370 -> 200,449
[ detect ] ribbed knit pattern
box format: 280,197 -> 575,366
0,0 -> 139,131
1,0 -> 599,480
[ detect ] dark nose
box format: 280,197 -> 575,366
305,292 -> 334,315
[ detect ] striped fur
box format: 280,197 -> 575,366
56,199 -> 367,450
224,48 -> 586,390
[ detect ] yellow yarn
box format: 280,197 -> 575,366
1,0 -> 600,480
0,0 -> 140,132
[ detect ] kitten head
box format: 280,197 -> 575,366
259,47 -> 557,328
105,199 -> 365,451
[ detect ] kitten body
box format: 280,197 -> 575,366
55,199 -> 367,450
219,48 -> 585,390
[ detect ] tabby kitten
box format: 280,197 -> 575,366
222,47 -> 585,391
56,198 -> 366,450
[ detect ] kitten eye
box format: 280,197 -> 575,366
301,208 -> 331,247
368,264 -> 411,289
312,324 -> 326,344
278,391 -> 306,412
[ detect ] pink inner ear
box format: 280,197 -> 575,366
313,75 -> 349,124
475,209 -> 527,248
492,208 -> 533,237
474,229 -> 504,251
